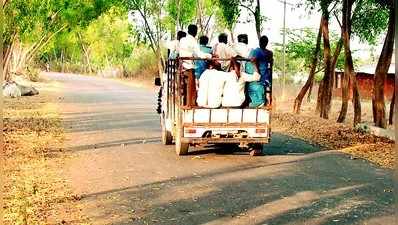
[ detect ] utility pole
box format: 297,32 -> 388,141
278,0 -> 293,100
282,0 -> 287,100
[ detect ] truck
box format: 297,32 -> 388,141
156,57 -> 272,156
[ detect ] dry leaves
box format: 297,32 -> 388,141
272,112 -> 394,169
3,93 -> 87,224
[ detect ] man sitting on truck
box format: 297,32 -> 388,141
179,24 -> 212,107
195,35 -> 212,79
222,59 -> 261,107
233,34 -> 251,58
213,33 -> 236,71
166,31 -> 186,59
245,35 -> 273,107
197,58 -> 260,108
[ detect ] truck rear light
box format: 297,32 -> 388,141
185,129 -> 197,134
256,129 -> 266,133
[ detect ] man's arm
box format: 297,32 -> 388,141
193,40 -> 211,59
241,71 -> 260,82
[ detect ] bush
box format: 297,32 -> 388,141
123,47 -> 158,80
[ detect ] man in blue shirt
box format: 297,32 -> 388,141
195,36 -> 212,79
245,35 -> 273,107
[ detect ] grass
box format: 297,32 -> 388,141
3,85 -> 87,224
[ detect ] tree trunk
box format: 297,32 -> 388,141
389,89 -> 395,125
318,15 -> 333,119
77,32 -> 93,73
293,19 -> 322,114
3,33 -> 17,81
337,0 -> 357,124
372,6 -> 395,128
352,74 -> 362,125
316,79 -> 324,112
255,0 -> 261,40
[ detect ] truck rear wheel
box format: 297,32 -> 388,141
175,131 -> 189,155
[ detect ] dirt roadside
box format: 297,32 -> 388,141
272,113 -> 394,169
3,78 -> 86,224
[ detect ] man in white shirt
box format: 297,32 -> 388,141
212,33 -> 236,71
197,59 -> 260,108
178,24 -> 211,107
165,31 -> 186,59
233,34 -> 251,58
222,60 -> 260,107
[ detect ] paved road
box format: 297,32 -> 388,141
47,73 -> 395,225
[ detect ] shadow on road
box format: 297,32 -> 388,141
187,132 -> 322,156
74,150 -> 394,225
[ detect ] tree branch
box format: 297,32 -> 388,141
239,4 -> 256,16
334,11 -> 342,28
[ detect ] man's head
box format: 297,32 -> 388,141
199,36 -> 209,45
218,33 -> 228,44
259,35 -> 269,50
187,24 -> 198,37
177,31 -> 186,41
237,34 -> 248,44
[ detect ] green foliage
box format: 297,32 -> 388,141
84,7 -> 134,66
126,0 -> 167,51
216,0 -> 240,30
124,46 -> 158,79
352,0 -> 389,45
166,0 -> 197,32
283,28 -> 344,70
273,48 -> 306,83
41,6 -> 134,72
273,27 -> 345,82
302,0 -> 337,17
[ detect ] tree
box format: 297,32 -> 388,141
166,0 -> 196,34
389,89 -> 395,125
314,0 -> 346,119
337,0 -> 390,125
216,0 -> 240,38
240,0 -> 266,40
293,22 -> 322,113
83,7 -> 133,68
2,0 -> 120,80
337,0 -> 361,125
372,0 -> 394,128
126,0 -> 167,73
196,0 -> 218,36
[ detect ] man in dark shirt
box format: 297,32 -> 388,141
246,35 -> 273,107
195,36 -> 212,79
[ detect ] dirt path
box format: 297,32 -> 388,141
46,72 -> 395,225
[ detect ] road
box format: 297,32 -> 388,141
47,73 -> 395,225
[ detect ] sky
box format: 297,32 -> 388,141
235,0 -> 322,48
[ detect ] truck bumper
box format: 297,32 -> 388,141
181,137 -> 270,144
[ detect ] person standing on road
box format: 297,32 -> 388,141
179,24 -> 212,107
